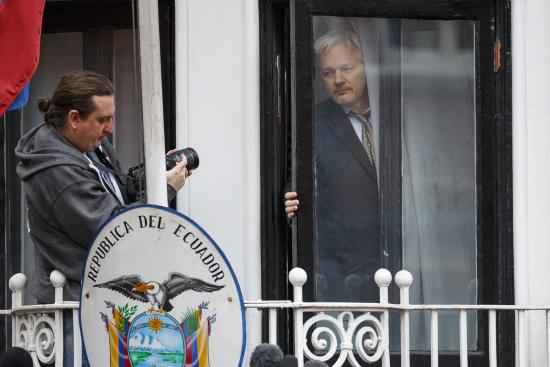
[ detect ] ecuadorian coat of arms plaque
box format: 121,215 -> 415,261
80,205 -> 246,367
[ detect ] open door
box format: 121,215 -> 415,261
285,0 -> 513,365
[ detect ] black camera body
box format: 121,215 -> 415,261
166,147 -> 199,171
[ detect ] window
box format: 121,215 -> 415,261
311,17 -> 478,350
261,0 -> 513,364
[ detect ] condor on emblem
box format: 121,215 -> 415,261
80,205 -> 246,367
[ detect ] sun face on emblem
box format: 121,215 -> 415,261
148,316 -> 163,333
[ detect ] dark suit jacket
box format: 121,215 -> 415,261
313,98 -> 381,302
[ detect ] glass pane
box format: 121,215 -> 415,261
311,16 -> 476,351
312,17 -> 382,304
113,29 -> 142,171
400,19 -> 477,351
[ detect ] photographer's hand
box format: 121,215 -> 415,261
166,155 -> 190,191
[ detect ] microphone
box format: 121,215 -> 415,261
249,343 -> 283,367
304,360 -> 329,367
279,355 -> 298,367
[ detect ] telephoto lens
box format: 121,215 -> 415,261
166,147 -> 199,171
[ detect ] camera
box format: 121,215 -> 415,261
166,147 -> 199,171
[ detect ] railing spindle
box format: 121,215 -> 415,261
53,309 -> 63,367
51,271 -> 66,367
547,311 -> 550,367
269,308 -> 278,345
396,270 -> 413,367
290,268 -> 307,367
431,310 -> 438,367
375,269 -> 392,367
459,310 -> 468,367
73,308 -> 82,367
8,274 -> 26,348
518,310 -> 526,367
489,310 -> 497,367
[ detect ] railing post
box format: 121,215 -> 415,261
518,310 -> 526,367
459,310 -> 468,367
396,270 -> 413,367
431,310 -> 439,367
73,308 -> 82,367
50,271 -> 66,367
489,310 -> 497,367
547,311 -> 550,367
9,273 -> 27,347
50,270 -> 66,304
269,308 -> 278,345
375,269 -> 392,367
289,267 -> 307,367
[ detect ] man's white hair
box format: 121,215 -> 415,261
314,30 -> 363,60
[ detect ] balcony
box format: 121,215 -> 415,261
4,268 -> 549,367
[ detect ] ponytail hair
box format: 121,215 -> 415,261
40,70 -> 114,128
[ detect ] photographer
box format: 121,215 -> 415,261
15,70 -> 189,365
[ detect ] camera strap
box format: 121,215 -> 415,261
86,149 -> 122,180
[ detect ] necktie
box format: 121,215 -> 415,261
349,110 -> 377,170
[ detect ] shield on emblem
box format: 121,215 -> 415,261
79,205 -> 246,367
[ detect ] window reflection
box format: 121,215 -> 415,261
312,27 -> 381,303
312,16 -> 476,350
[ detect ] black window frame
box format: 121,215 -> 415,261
259,0 -> 295,353
260,0 -> 513,365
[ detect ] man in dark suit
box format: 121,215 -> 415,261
285,30 -> 380,302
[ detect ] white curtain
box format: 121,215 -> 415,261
355,18 -> 477,351
399,19 -> 477,350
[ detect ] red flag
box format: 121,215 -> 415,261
0,0 -> 46,116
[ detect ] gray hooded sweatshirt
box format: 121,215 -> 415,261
15,123 -> 173,303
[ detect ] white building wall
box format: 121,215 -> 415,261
174,0 -> 262,362
168,0 -> 550,364
513,0 -> 550,365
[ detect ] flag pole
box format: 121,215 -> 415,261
137,1 -> 168,206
